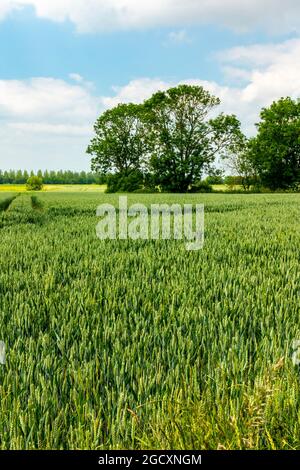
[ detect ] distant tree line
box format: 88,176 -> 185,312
87,85 -> 300,192
0,169 -> 105,185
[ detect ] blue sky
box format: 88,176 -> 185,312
0,1 -> 300,171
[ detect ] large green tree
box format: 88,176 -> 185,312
144,85 -> 244,192
87,103 -> 148,176
248,97 -> 300,190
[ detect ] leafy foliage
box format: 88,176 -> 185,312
87,85 -> 244,193
144,85 -> 244,192
106,170 -> 145,193
87,103 -> 148,176
188,180 -> 213,193
26,176 -> 44,191
206,169 -> 225,185
246,98 -> 300,190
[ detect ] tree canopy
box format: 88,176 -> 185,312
143,85 -> 243,192
87,85 -> 244,193
87,103 -> 148,176
245,97 -> 300,190
26,176 -> 43,191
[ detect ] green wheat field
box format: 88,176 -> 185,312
0,191 -> 299,449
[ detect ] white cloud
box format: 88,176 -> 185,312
8,122 -> 92,136
167,29 -> 191,45
217,38 -> 300,130
1,0 -> 300,33
69,73 -> 84,83
0,76 -> 100,170
0,125 -> 93,170
101,78 -> 170,108
0,77 -> 98,125
0,0 -> 19,20
218,38 -> 300,67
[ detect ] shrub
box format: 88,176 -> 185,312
26,176 -> 43,191
224,175 -> 244,187
106,171 -> 144,193
206,175 -> 224,185
188,181 -> 213,193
